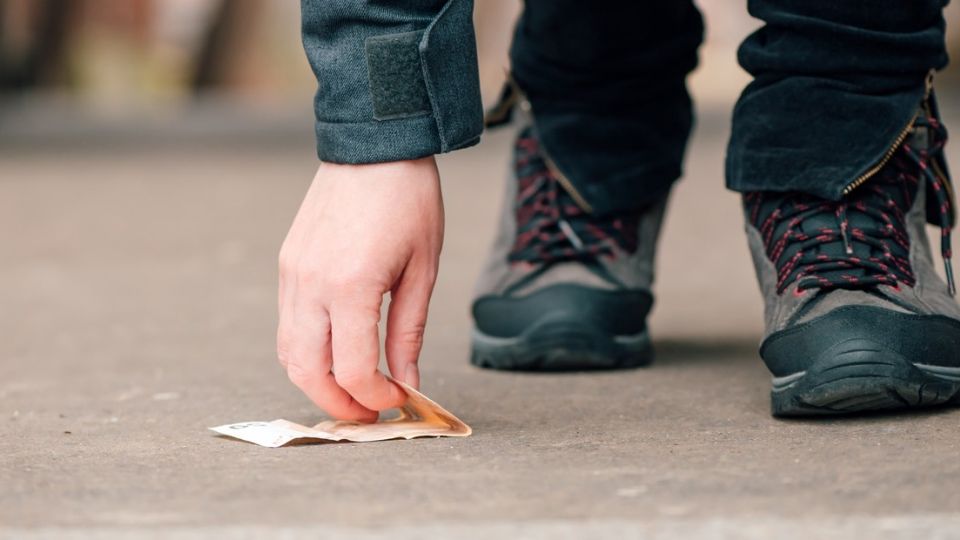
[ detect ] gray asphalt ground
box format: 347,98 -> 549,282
2,104 -> 960,539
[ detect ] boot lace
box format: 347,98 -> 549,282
508,127 -> 640,264
745,114 -> 955,296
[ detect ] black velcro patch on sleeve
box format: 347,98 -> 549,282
364,31 -> 431,120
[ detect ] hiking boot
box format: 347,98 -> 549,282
470,120 -> 668,371
744,108 -> 960,416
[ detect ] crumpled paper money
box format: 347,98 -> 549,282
210,380 -> 471,447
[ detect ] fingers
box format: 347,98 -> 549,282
329,290 -> 407,411
385,263 -> 436,390
276,160 -> 442,421
278,299 -> 378,423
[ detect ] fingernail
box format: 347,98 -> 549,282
404,364 -> 420,389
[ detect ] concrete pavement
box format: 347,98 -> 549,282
2,106 -> 959,538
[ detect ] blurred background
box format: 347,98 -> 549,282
2,1 -> 955,126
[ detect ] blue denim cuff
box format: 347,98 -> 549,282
303,0 -> 482,164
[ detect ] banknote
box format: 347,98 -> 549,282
210,380 -> 471,447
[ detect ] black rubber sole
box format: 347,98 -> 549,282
470,317 -> 652,372
471,283 -> 654,371
771,347 -> 960,417
761,305 -> 960,417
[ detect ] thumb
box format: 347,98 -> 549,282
385,262 -> 437,390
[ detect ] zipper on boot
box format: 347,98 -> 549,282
841,71 -> 935,196
839,70 -> 955,295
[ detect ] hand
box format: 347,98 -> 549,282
277,157 -> 443,422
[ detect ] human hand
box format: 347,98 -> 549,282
277,157 -> 443,422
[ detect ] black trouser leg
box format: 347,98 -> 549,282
509,0 -> 704,215
727,0 -> 950,199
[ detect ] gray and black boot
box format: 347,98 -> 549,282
470,115 -> 668,371
744,107 -> 960,416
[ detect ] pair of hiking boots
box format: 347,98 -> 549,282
470,95 -> 960,417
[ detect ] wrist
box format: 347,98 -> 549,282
321,155 -> 437,174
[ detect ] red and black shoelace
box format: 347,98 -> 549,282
508,127 -> 640,264
746,114 -> 955,297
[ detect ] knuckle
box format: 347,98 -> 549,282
278,248 -> 295,275
333,368 -> 367,391
394,325 -> 425,347
326,271 -> 367,292
294,266 -> 324,288
276,326 -> 294,366
285,361 -> 315,388
330,277 -> 382,305
276,341 -> 291,367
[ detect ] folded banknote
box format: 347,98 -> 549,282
210,380 -> 471,447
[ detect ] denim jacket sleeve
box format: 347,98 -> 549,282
300,0 -> 483,164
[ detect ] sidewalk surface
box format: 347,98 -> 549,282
2,107 -> 959,539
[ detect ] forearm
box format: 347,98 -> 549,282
301,0 -> 483,164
